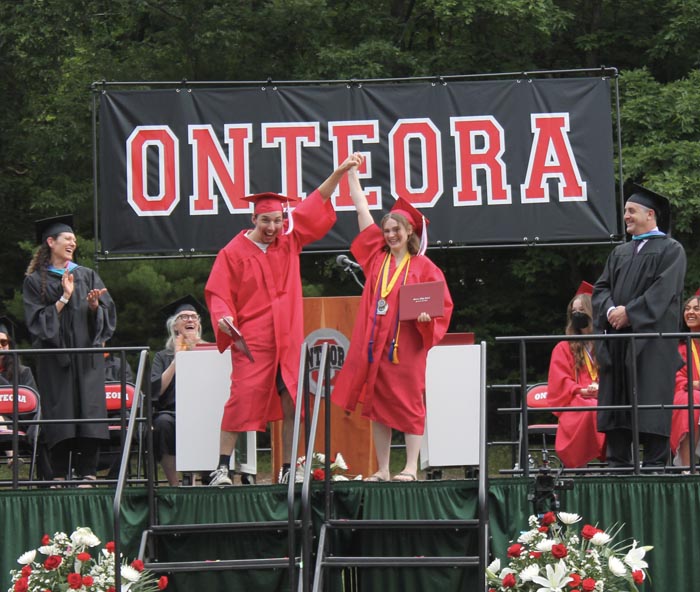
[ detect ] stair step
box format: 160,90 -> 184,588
146,520 -> 300,535
144,557 -> 298,573
321,556 -> 480,568
326,519 -> 479,530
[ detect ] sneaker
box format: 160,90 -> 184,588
208,466 -> 233,486
277,466 -> 290,484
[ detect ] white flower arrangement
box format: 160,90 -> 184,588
295,451 -> 361,481
486,512 -> 652,591
8,527 -> 167,592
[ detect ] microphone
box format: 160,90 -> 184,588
336,254 -> 362,271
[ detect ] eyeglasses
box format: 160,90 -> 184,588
176,314 -> 200,322
0,339 -> 9,347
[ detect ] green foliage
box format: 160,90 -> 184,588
3,0 -> 700,388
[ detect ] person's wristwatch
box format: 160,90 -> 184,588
59,295 -> 70,305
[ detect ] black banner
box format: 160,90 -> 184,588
98,77 -> 617,254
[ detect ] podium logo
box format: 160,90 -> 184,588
303,328 -> 350,394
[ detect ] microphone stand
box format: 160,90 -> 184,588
341,264 -> 364,290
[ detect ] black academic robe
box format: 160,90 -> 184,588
592,235 -> 686,435
150,349 -> 176,413
23,265 -> 117,448
0,364 -> 38,391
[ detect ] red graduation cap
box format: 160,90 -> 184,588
390,197 -> 430,255
242,192 -> 300,214
695,287 -> 700,296
575,281 -> 594,296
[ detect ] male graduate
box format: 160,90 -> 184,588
592,184 -> 686,469
205,154 -> 362,486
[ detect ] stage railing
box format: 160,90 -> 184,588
495,331 -> 700,476
0,345 -> 151,488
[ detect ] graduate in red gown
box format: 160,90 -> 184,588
546,282 -> 606,468
670,292 -> 700,468
204,154 -> 363,486
332,163 -> 453,482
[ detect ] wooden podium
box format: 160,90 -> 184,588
271,296 -> 377,480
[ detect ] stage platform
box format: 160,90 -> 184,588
1,475 -> 697,591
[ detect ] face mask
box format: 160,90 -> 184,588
571,311 -> 590,330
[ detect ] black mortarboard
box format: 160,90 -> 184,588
0,316 -> 14,341
625,184 -> 671,233
160,295 -> 206,319
35,214 -> 75,245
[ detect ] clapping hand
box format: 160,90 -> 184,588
86,288 -> 107,311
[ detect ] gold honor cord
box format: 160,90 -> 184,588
692,340 -> 700,382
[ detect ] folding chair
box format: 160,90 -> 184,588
102,382 -> 140,478
525,383 -> 559,462
0,385 -> 41,480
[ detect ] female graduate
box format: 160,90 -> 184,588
332,163 -> 453,482
670,292 -> 700,468
546,284 -> 606,468
23,215 -> 116,485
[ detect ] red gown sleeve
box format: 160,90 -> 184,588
546,342 -> 583,413
205,252 -> 238,353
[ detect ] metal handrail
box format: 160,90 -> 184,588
496,331 -> 700,476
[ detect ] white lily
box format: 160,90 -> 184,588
331,452 -> 348,470
608,555 -> 627,577
558,512 -> 581,525
17,549 -> 36,564
535,539 -> 555,552
530,559 -> 572,591
624,541 -> 651,571
331,474 -> 349,481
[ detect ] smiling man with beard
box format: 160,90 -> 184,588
205,153 -> 362,486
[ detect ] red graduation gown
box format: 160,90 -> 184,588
670,341 -> 700,455
204,190 -> 336,432
546,341 -> 606,467
332,225 -> 453,435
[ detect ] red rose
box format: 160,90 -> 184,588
41,534 -> 50,545
43,555 -> 62,570
107,587 -> 116,592
568,573 -> 581,587
507,543 -> 523,558
581,524 -> 599,540
77,552 -> 91,562
551,543 -> 568,558
582,577 -> 596,591
632,570 -> 645,584
20,566 -> 31,577
529,551 -> 542,559
541,511 -> 556,525
502,573 -> 517,588
158,575 -> 169,590
538,526 -> 549,532
82,576 -> 94,586
312,468 -> 325,480
105,541 -> 115,553
131,559 -> 145,572
67,573 -> 83,589
13,577 -> 28,592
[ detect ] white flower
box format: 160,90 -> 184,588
518,529 -> 538,544
71,526 -> 101,547
331,474 -> 349,481
624,541 -> 651,571
121,564 -> 142,582
558,512 -> 581,525
608,555 -> 627,577
530,559 -> 572,591
535,539 -> 555,552
331,452 -> 348,470
17,549 -> 36,564
38,545 -> 57,555
520,563 -> 540,581
313,452 -> 326,464
486,558 -> 501,575
591,532 -> 611,546
353,474 -> 363,480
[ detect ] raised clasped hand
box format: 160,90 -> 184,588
86,288 -> 107,311
417,312 -> 431,323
